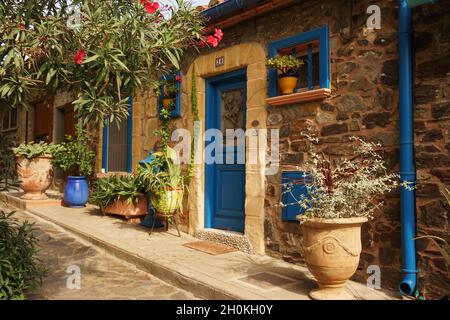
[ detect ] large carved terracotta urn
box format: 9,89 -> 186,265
300,217 -> 367,300
16,155 -> 53,200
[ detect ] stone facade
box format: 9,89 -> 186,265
151,0 -> 449,297
43,0 -> 447,297
411,2 -> 450,297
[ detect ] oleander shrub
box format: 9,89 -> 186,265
0,211 -> 45,300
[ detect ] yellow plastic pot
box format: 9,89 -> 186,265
151,188 -> 183,214
162,98 -> 175,109
278,76 -> 298,95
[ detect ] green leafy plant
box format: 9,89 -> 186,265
154,107 -> 172,151
137,147 -> 184,197
187,66 -> 199,183
0,210 -> 46,300
13,141 -> 54,159
267,54 -> 304,75
90,174 -> 144,210
161,78 -> 179,98
0,0 -> 204,126
0,134 -> 19,190
52,125 -> 96,177
284,132 -> 410,221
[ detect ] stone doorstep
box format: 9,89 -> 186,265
0,191 -> 62,210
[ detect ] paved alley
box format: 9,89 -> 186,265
5,208 -> 196,300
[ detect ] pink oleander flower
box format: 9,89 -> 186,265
214,28 -> 223,41
206,35 -> 219,47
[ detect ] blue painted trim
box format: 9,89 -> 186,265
102,97 -> 133,173
398,0 -> 417,296
307,44 -> 313,90
102,120 -> 109,171
205,68 -> 247,230
202,0 -> 265,23
127,96 -> 133,173
268,26 -> 330,97
159,71 -> 182,118
281,171 -> 309,222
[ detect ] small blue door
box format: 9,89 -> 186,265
205,69 -> 246,233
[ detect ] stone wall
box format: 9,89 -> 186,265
0,106 -> 31,146
412,2 -> 450,297
186,0 -> 449,297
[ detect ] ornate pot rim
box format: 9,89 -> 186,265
16,154 -> 53,160
298,217 -> 368,227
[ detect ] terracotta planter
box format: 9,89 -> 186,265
16,155 -> 53,200
278,75 -> 298,94
162,97 -> 175,109
151,188 -> 183,214
104,194 -> 148,222
300,217 -> 367,300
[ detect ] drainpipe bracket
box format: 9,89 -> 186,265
402,268 -> 419,274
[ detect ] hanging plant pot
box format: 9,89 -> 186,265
64,176 -> 89,208
278,71 -> 298,95
16,155 -> 53,200
151,188 -> 183,215
162,97 -> 175,109
300,217 -> 367,300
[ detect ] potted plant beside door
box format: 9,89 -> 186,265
287,132 -> 410,300
52,125 -> 95,208
161,77 -> 179,110
14,141 -> 55,200
267,54 -> 304,95
138,147 -> 184,215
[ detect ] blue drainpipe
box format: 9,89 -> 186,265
398,0 -> 435,295
398,0 -> 417,295
398,0 -> 436,296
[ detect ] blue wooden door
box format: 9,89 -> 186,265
205,69 -> 246,233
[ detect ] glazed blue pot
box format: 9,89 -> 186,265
64,176 -> 89,208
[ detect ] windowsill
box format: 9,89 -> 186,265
1,126 -> 18,133
266,88 -> 331,106
97,172 -> 130,179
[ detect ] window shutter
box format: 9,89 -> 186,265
281,171 -> 309,222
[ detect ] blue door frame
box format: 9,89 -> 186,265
102,96 -> 133,173
205,69 -> 247,233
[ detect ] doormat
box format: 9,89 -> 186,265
183,240 -> 237,255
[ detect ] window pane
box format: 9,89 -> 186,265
2,111 -> 8,129
108,121 -> 129,172
10,108 -> 18,128
221,88 -> 245,139
297,51 -> 319,90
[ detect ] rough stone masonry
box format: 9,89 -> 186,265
183,0 -> 450,298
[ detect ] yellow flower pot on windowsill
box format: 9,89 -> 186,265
278,75 -> 298,95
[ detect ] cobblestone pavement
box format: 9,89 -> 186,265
7,208 -> 197,300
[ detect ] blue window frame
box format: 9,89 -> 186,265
281,171 -> 310,222
102,96 -> 133,173
158,71 -> 182,118
268,26 -> 330,97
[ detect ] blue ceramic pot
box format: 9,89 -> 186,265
64,176 -> 89,208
